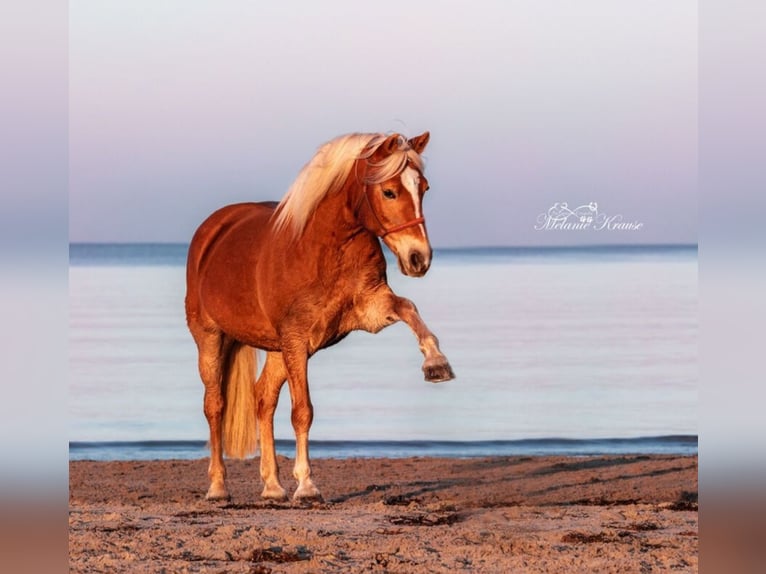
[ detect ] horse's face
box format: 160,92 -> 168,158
368,161 -> 432,277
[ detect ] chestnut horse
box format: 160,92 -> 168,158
185,131 -> 454,501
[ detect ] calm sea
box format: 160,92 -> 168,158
69,244 -> 697,460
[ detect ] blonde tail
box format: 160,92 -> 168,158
222,344 -> 258,459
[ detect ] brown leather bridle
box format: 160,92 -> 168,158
357,185 -> 425,238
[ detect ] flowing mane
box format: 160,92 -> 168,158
272,132 -> 425,237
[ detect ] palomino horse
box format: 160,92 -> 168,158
185,131 -> 454,501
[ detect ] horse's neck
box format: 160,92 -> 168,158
296,183 -> 386,269
301,181 -> 364,243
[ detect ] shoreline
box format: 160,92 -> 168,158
69,435 -> 699,462
70,454 -> 698,573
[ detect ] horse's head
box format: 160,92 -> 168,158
359,132 -> 433,277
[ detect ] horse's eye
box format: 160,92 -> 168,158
383,189 -> 396,199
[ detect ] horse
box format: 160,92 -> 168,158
185,131 -> 455,502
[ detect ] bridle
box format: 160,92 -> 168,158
356,184 -> 425,238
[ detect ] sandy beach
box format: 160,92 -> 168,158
69,454 -> 697,573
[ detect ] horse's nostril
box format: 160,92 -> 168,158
410,251 -> 424,270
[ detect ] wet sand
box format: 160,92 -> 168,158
69,454 -> 697,573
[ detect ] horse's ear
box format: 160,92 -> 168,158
408,131 -> 430,154
380,133 -> 403,155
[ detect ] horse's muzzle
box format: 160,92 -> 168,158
403,249 -> 431,277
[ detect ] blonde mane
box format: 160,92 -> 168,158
272,132 -> 425,237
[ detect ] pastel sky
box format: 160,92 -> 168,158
69,1 -> 697,247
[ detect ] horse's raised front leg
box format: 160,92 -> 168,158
255,351 -> 288,501
362,287 -> 455,383
281,341 -> 322,501
394,296 -> 455,382
193,329 -> 232,500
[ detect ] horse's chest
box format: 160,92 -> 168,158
297,253 -> 386,352
306,296 -> 356,352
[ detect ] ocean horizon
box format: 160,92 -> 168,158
69,435 -> 698,462
69,242 -> 697,266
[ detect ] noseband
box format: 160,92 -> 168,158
378,216 -> 425,237
356,186 -> 425,238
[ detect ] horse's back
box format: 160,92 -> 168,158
185,202 -> 278,339
187,202 -> 275,274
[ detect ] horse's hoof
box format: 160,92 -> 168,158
423,358 -> 455,383
205,486 -> 231,501
261,484 -> 288,501
293,481 -> 323,502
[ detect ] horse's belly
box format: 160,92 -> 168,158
213,309 -> 281,350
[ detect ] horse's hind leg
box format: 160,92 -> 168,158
192,328 -> 232,500
255,351 -> 288,500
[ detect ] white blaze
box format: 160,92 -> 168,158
400,167 -> 422,219
386,166 -> 429,275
